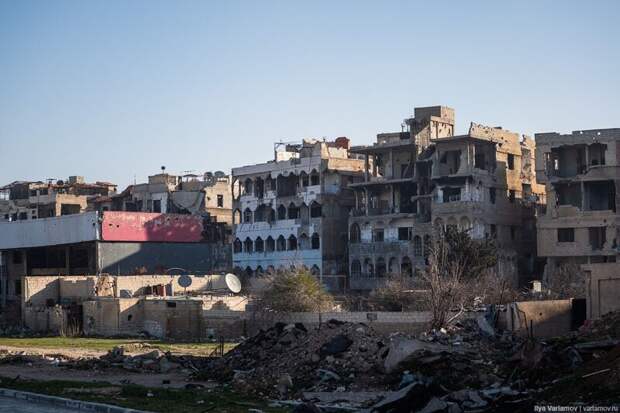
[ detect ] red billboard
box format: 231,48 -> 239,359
101,212 -> 203,242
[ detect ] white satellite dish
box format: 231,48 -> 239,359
225,273 -> 242,293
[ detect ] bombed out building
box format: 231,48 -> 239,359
231,138 -> 365,289
348,106 -> 545,289
535,128 -> 620,288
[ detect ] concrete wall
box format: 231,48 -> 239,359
97,242 -> 231,275
584,263 -> 620,319
505,299 -> 573,338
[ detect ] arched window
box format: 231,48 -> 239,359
376,257 -> 386,278
288,235 -> 298,250
255,237 -> 264,252
349,223 -> 361,243
243,178 -> 253,195
254,177 -> 264,198
244,237 -> 253,253
254,205 -> 267,222
288,203 -> 299,219
424,234 -> 431,255
388,257 -> 398,274
299,233 -> 309,249
413,235 -> 422,256
311,265 -> 320,275
276,235 -> 286,251
233,209 -> 242,225
310,169 -> 320,186
277,205 -> 287,220
364,258 -> 374,277
300,171 -> 309,187
401,256 -> 412,277
266,236 -> 275,252
351,260 -> 362,277
311,233 -> 320,249
269,208 -> 276,223
310,201 -> 322,218
233,238 -> 242,253
243,208 -> 253,223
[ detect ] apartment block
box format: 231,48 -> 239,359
231,138 -> 365,289
535,128 -> 620,286
348,106 -> 545,290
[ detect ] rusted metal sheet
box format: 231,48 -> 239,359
101,212 -> 203,242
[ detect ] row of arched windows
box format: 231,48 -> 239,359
351,256 -> 413,278
234,170 -> 321,199
233,233 -> 320,253
234,202 -> 322,225
235,264 -> 321,277
349,223 -> 431,257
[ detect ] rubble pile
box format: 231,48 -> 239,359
199,320 -> 390,399
199,312 -> 620,412
67,346 -> 207,374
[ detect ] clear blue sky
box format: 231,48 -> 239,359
1,1 -> 619,188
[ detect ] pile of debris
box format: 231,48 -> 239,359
199,320 -> 391,399
198,311 -> 620,412
67,346 -> 207,374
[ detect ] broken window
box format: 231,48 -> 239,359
489,187 -> 496,204
507,154 -> 515,170
277,236 -> 286,251
557,228 -> 575,243
443,187 -> 461,203
376,258 -> 386,278
398,227 -> 413,241
372,229 -> 384,242
588,143 -> 606,166
413,236 -> 422,256
310,171 -> 320,186
555,183 -> 581,208
266,236 -> 275,252
508,190 -> 516,203
277,205 -> 287,220
255,237 -> 264,252
244,238 -> 253,253
288,203 -> 299,219
243,208 -> 253,223
311,233 -> 320,249
288,235 -> 297,250
584,181 -> 616,211
217,195 -> 224,208
153,200 -> 162,213
589,227 -> 606,250
310,202 -> 322,218
349,224 -> 360,243
233,238 -> 242,253
14,280 -> 21,296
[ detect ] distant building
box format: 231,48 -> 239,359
0,211 -> 231,310
535,128 -> 619,289
91,170 -> 232,243
348,106 -> 545,290
231,138 -> 365,289
0,176 -> 116,222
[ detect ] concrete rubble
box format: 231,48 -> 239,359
197,311 -> 620,412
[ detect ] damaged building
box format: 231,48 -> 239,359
91,170 -> 232,243
0,176 -> 117,222
348,106 -> 545,289
0,211 -> 232,314
231,138 -> 365,289
535,128 -> 620,290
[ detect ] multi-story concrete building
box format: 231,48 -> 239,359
0,176 -> 117,222
535,128 -> 619,286
348,106 -> 545,289
231,138 -> 365,288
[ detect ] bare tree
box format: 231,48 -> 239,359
546,262 -> 585,299
423,226 -> 497,329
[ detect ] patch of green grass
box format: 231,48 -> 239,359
0,337 -> 236,355
0,376 -> 286,413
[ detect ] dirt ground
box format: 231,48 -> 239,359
0,344 -> 215,389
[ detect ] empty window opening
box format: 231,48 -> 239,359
584,181 -> 616,212
217,194 -> 224,208
588,143 -> 606,166
310,202 -> 322,218
589,227 -> 606,250
288,235 -> 298,250
443,187 -> 461,203
398,227 -> 413,241
266,236 -> 275,252
372,229 -> 384,242
311,233 -> 320,249
558,228 -> 575,243
243,208 -> 253,223
507,154 -> 515,170
277,205 -> 287,220
233,238 -> 242,253
244,238 -> 253,253
555,183 -> 582,209
277,235 -> 286,251
349,223 -> 361,243
255,237 -> 264,252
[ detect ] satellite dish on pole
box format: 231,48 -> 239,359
225,273 -> 242,293
178,274 -> 192,289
